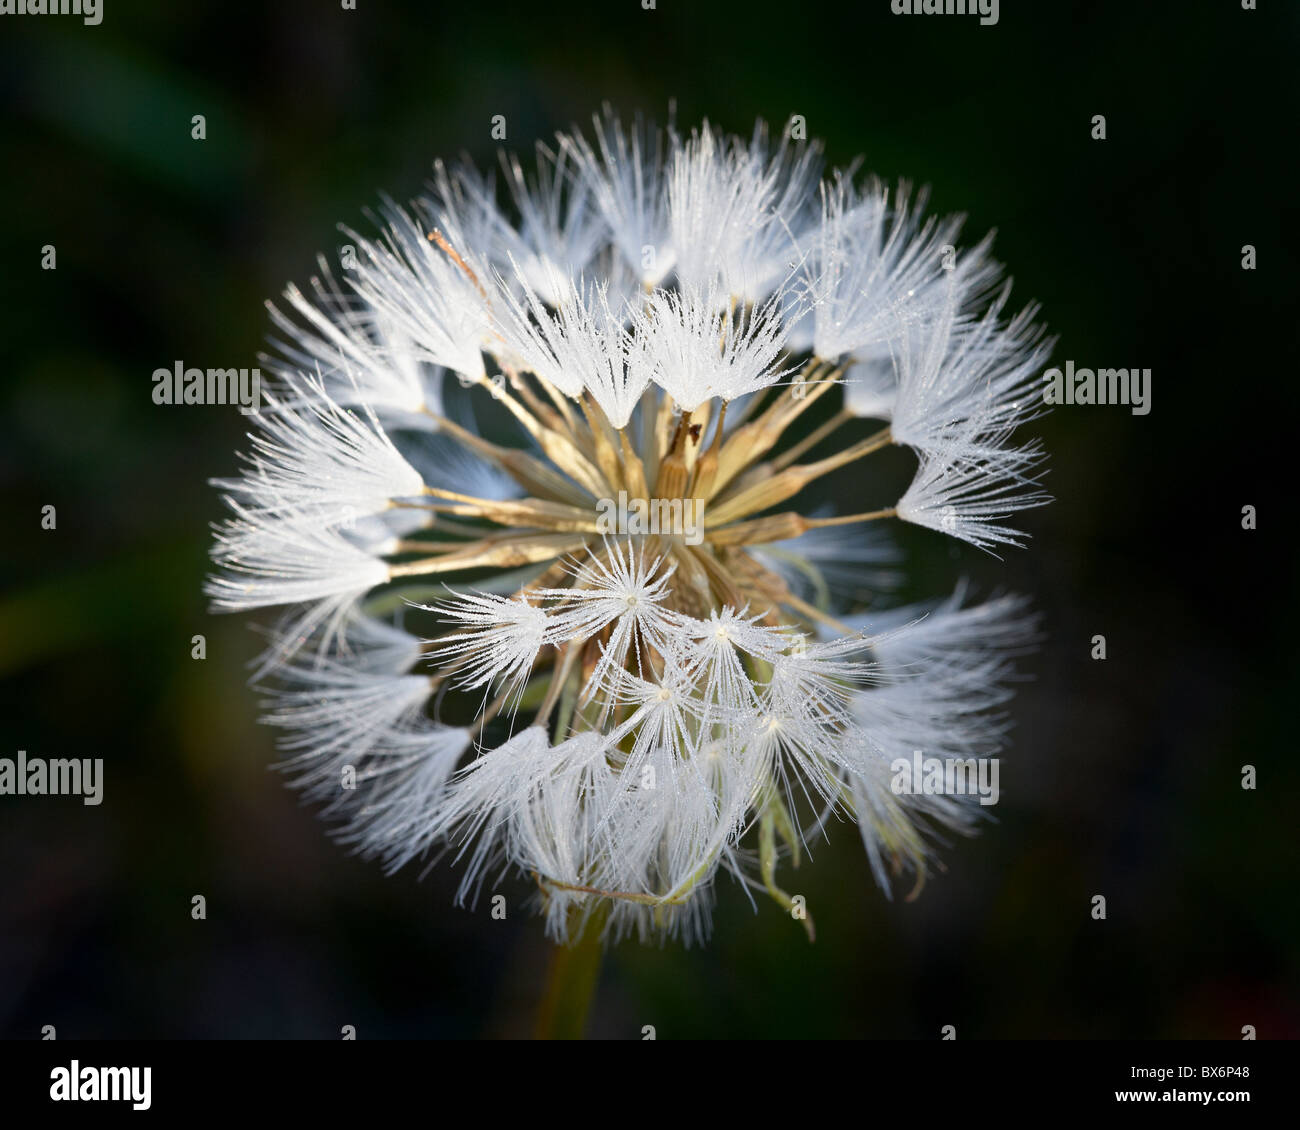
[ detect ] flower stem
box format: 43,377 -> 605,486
533,914 -> 606,1040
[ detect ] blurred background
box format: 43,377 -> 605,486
1,0 -> 1296,1039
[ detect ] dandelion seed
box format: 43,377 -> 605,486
208,111 -> 1054,945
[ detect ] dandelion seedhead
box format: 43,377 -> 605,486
208,108 -> 1052,945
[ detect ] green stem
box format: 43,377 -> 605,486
533,911 -> 606,1040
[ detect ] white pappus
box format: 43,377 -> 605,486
207,110 -> 1053,946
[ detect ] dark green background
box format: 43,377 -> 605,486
1,0 -> 1296,1038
